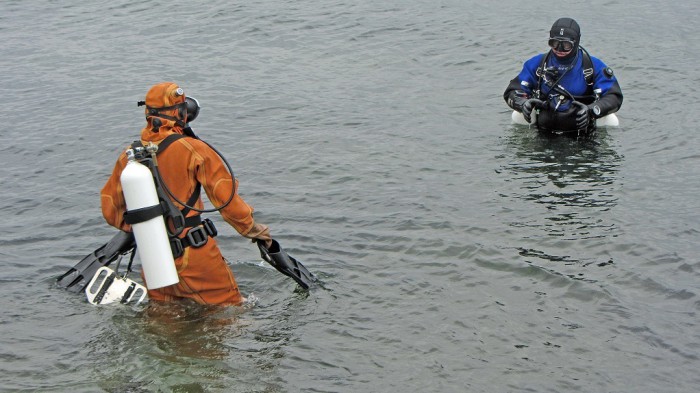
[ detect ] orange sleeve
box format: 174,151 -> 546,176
100,153 -> 131,232
193,141 -> 261,237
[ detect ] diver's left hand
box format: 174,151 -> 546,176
573,102 -> 590,130
245,222 -> 272,246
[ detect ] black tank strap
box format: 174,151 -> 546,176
123,204 -> 164,225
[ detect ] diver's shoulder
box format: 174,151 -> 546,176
523,53 -> 546,67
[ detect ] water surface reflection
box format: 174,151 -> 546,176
499,128 -> 623,241
82,301 -> 285,392
496,128 -> 623,278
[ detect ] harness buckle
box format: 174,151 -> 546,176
168,221 -> 214,259
202,218 -> 217,237
170,238 -> 184,259
186,226 -> 208,248
165,208 -> 186,237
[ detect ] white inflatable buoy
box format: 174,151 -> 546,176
120,150 -> 179,289
596,113 -> 619,127
511,110 -> 531,125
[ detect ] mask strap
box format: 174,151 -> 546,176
138,101 -> 188,128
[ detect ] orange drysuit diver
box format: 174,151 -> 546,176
100,82 -> 271,305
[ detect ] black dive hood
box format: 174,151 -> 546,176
549,17 -> 580,62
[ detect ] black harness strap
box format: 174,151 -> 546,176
580,47 -> 594,86
184,215 -> 202,227
181,183 -> 201,217
155,133 -> 186,152
124,133 -> 213,259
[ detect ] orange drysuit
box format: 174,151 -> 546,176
101,82 -> 271,305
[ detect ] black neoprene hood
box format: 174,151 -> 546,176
549,17 -> 581,61
550,17 -> 580,43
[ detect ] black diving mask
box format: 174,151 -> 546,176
548,38 -> 574,52
184,96 -> 200,123
137,96 -> 200,125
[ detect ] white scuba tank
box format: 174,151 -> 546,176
120,150 -> 179,289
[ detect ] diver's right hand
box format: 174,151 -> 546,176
507,90 -> 528,111
523,98 -> 544,123
521,99 -> 545,124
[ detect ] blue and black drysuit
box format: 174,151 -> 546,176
504,48 -> 623,134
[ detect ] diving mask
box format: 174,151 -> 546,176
548,38 -> 574,52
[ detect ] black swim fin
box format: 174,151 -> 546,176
57,231 -> 135,293
257,239 -> 315,290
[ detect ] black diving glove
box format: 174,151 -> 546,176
573,101 -> 590,130
522,99 -> 545,124
507,90 -> 528,111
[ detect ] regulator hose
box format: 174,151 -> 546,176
153,128 -> 237,214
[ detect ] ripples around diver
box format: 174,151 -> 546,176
500,128 -> 623,240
